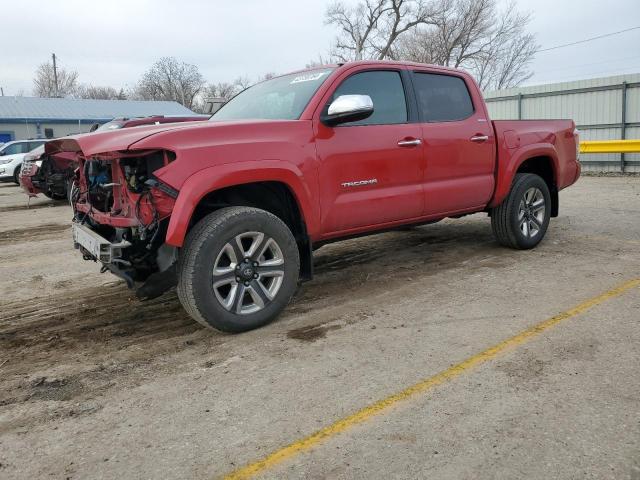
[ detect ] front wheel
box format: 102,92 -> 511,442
177,207 -> 300,332
491,173 -> 551,249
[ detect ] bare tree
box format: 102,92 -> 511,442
464,3 -> 537,89
75,84 -> 125,100
233,76 -> 253,91
396,0 -> 536,89
202,81 -> 240,102
325,0 -> 537,90
305,55 -> 332,68
260,72 -> 277,81
325,0 -> 439,61
33,61 -> 79,97
134,57 -> 205,109
202,74 -> 259,103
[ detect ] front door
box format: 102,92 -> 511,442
315,69 -> 425,235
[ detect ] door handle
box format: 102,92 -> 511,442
397,138 -> 422,147
470,135 -> 489,143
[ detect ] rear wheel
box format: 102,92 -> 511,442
491,173 -> 551,249
177,207 -> 300,332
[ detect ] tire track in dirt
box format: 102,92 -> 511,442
0,202 -> 65,213
0,282 -> 220,431
0,219 -> 511,432
0,223 -> 70,246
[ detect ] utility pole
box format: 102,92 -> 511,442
52,53 -> 59,97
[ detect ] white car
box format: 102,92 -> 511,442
0,140 -> 47,184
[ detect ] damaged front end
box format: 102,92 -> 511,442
72,149 -> 179,299
22,151 -> 77,199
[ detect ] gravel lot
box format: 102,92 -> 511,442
0,177 -> 638,479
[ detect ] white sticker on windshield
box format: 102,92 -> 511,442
290,71 -> 329,84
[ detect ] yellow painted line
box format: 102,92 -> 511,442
580,139 -> 640,153
223,278 -> 640,480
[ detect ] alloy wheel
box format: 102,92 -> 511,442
518,187 -> 546,238
211,232 -> 285,314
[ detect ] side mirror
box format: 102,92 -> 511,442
321,94 -> 374,126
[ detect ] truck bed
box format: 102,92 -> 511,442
490,119 -> 580,208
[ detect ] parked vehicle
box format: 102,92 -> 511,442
20,145 -> 78,200
48,61 -> 581,333
90,115 -> 207,132
0,140 -> 47,184
20,116 -> 207,199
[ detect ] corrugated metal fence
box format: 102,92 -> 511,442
484,73 -> 640,173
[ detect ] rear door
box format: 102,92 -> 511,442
315,68 -> 425,234
411,71 -> 495,215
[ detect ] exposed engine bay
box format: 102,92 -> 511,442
74,150 -> 178,299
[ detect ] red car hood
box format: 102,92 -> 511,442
45,121 -> 203,156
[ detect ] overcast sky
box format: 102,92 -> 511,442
2,0 -> 639,96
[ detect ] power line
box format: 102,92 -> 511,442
536,26 -> 640,53
534,54 -> 640,75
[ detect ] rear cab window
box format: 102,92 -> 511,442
412,72 -> 474,122
330,70 -> 408,126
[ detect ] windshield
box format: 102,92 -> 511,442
211,68 -> 334,122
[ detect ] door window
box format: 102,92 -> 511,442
1,143 -> 28,155
413,73 -> 474,122
330,71 -> 407,125
28,141 -> 46,151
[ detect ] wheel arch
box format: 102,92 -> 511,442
491,144 -> 560,216
515,155 -> 559,217
165,164 -> 316,280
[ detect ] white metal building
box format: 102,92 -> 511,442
484,73 -> 640,173
0,96 -> 199,143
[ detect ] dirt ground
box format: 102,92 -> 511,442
0,177 -> 638,479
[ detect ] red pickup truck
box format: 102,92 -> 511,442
48,61 -> 581,332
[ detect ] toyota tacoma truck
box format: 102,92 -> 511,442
47,61 -> 581,333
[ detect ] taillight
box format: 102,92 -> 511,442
573,128 -> 580,162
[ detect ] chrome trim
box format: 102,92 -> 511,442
397,139 -> 422,147
341,179 -> 378,188
327,94 -> 373,116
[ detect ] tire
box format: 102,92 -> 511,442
491,173 -> 551,249
177,207 -> 300,332
13,166 -> 21,185
44,190 -> 66,200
